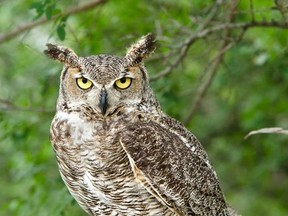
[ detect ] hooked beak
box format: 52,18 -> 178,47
99,89 -> 108,115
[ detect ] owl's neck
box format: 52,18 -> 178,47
137,87 -> 161,115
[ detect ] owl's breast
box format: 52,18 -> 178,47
50,111 -> 172,215
50,110 -> 132,178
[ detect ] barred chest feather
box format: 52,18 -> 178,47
50,108 -> 174,216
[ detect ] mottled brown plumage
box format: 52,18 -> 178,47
45,34 -> 237,215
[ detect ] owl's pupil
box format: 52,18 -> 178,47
120,78 -> 126,83
82,78 -> 87,83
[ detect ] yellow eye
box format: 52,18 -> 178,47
76,77 -> 93,90
114,77 -> 132,89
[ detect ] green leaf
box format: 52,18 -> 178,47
29,2 -> 44,20
57,25 -> 66,41
52,8 -> 62,16
45,3 -> 56,20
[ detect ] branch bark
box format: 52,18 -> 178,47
0,0 -> 107,44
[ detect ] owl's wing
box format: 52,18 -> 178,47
119,118 -> 228,215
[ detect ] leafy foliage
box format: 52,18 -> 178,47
1,0 -> 288,216
30,0 -> 62,20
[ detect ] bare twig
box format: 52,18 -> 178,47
150,44 -> 190,81
0,0 -> 107,44
245,127 -> 288,139
196,0 -> 224,31
183,0 -> 240,125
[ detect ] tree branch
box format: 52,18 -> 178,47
150,0 -> 223,82
183,0 -> 240,125
150,20 -> 288,81
196,0 -> 223,31
0,0 -> 107,44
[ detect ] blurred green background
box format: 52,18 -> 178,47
1,0 -> 288,215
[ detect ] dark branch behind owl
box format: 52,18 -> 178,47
125,33 -> 156,66
44,43 -> 79,67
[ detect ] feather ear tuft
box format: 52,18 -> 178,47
125,33 -> 156,66
44,43 -> 79,67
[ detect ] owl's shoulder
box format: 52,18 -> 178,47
130,112 -> 209,162
156,114 -> 209,160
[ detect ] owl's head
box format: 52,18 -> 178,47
44,34 -> 156,116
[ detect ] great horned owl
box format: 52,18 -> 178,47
45,34 -> 237,216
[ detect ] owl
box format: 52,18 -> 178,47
45,34 -> 237,216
